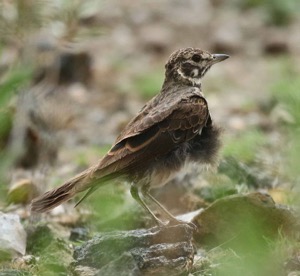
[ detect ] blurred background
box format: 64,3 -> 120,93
0,0 -> 300,274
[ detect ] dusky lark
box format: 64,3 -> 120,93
31,48 -> 229,226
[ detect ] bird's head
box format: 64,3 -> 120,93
165,48 -> 229,87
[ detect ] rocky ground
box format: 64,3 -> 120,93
0,0 -> 300,275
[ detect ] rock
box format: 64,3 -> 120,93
193,192 -> 298,248
210,11 -> 243,54
73,266 -> 100,276
8,179 -> 39,204
56,51 -> 92,87
73,224 -> 195,275
288,272 -> 300,276
70,227 -> 90,242
0,212 -> 27,260
263,30 -> 289,55
95,253 -> 139,276
138,24 -> 172,54
13,254 -> 37,267
131,242 -> 193,274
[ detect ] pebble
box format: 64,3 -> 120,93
0,212 -> 27,259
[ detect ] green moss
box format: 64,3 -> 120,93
26,224 -> 72,275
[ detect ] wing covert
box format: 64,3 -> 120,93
96,95 -> 209,173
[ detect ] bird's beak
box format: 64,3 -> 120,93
211,54 -> 230,64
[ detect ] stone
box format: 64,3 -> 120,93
0,212 -> 27,260
73,224 -> 195,275
73,266 -> 100,276
8,179 -> 39,204
69,227 -> 90,242
192,192 -> 298,248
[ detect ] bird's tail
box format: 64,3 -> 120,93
31,167 -> 97,213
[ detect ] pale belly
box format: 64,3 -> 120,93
148,168 -> 178,188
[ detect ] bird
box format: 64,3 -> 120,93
31,47 -> 229,226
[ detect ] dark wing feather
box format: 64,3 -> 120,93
114,87 -> 198,143
31,94 -> 210,211
95,95 -> 209,174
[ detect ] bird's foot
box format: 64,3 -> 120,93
167,218 -> 198,231
153,217 -> 168,228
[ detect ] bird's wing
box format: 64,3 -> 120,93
114,95 -> 176,143
94,94 -> 209,175
68,93 -> 209,203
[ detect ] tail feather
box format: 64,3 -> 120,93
30,164 -> 116,213
31,182 -> 76,213
31,171 -> 88,213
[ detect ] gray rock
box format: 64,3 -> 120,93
73,266 -> 100,276
95,253 -> 139,276
73,224 -> 194,275
69,227 -> 90,242
0,212 -> 26,259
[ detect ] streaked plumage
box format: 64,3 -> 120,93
31,48 -> 229,226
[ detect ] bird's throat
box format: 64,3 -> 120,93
177,68 -> 202,87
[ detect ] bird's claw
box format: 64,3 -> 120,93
167,218 -> 198,231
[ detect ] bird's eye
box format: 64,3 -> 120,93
191,54 -> 201,62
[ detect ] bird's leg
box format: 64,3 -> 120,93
141,185 -> 197,230
130,184 -> 165,227
141,185 -> 179,223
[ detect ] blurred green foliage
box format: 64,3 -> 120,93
272,77 -> 300,127
0,0 -> 101,44
239,0 -> 299,26
222,129 -> 267,163
271,65 -> 300,181
0,66 -> 32,204
0,67 -> 32,147
134,70 -> 164,100
196,182 -> 237,203
73,145 -> 111,169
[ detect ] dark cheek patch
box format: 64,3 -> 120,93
181,63 -> 202,78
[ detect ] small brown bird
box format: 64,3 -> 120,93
31,48 -> 229,226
